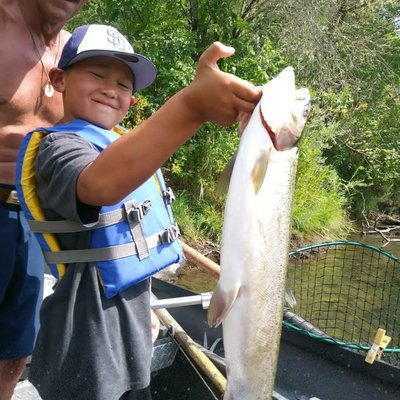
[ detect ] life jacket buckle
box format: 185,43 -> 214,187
6,190 -> 20,205
162,187 -> 175,204
127,199 -> 152,223
160,223 -> 180,244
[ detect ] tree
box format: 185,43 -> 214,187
68,0 -> 399,242
261,1 -> 400,215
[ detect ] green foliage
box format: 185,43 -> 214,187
170,195 -> 199,241
164,123 -> 238,242
293,123 -> 350,238
267,0 -> 400,217
67,0 -> 399,243
320,80 -> 400,215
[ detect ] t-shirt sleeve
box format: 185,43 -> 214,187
35,132 -> 101,224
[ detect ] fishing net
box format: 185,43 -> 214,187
286,241 -> 400,367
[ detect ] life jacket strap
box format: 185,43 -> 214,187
43,224 -> 180,265
124,200 -> 152,260
27,206 -> 130,233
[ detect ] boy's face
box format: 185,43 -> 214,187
59,56 -> 135,129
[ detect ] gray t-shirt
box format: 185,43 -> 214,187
29,132 -> 153,400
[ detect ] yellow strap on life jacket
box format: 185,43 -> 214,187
19,130 -> 66,279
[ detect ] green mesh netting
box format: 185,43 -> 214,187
286,241 -> 400,367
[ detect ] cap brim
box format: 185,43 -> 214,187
63,50 -> 157,91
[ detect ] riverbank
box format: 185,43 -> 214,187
163,229 -> 399,293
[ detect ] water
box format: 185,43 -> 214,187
173,231 -> 400,366
174,231 -> 399,293
284,235 -> 399,366
171,264 -> 218,293
348,231 -> 400,258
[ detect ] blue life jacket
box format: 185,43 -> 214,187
16,119 -> 185,298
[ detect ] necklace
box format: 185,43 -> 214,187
28,29 -> 61,98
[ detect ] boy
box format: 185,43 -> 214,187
16,24 -> 261,400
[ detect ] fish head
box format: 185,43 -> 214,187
260,67 -> 311,151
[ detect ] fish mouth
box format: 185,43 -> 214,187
259,105 -> 304,151
259,106 -> 279,150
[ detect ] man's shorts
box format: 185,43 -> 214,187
0,203 -> 44,359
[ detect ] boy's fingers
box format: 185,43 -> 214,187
191,41 -> 261,126
231,77 -> 262,104
197,42 -> 262,105
233,96 -> 259,116
198,41 -> 235,69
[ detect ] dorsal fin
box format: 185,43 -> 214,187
216,152 -> 238,197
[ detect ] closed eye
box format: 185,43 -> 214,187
91,71 -> 104,79
118,81 -> 132,90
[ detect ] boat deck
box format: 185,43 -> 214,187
14,278 -> 400,399
153,278 -> 400,400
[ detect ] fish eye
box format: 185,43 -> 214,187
303,103 -> 311,117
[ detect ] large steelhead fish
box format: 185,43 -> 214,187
207,67 -> 311,400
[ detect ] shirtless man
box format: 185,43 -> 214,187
0,1 -> 86,398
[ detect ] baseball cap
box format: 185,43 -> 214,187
58,24 -> 157,91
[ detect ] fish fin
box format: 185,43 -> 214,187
216,152 -> 237,197
284,283 -> 297,309
251,148 -> 271,194
207,283 -> 239,328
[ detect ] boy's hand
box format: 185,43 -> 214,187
186,42 -> 262,127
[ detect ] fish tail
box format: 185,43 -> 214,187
223,385 -> 235,400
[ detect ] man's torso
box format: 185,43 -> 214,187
0,3 -> 67,185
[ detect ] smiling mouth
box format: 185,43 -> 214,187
93,99 -> 117,109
